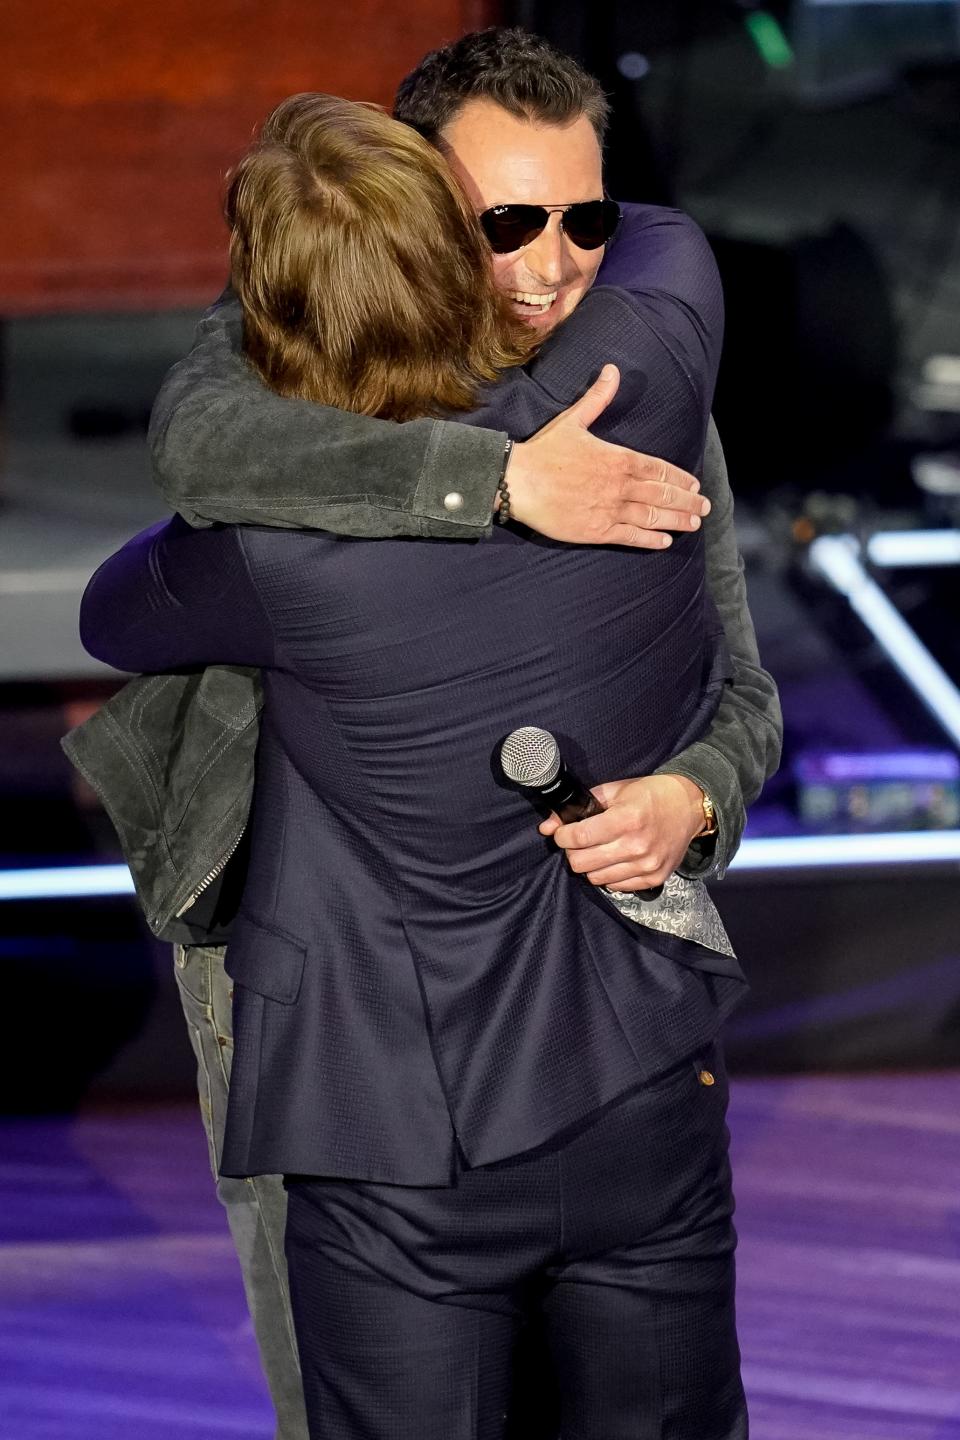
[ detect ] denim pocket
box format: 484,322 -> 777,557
173,942 -> 216,1006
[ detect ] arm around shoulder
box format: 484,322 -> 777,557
148,291 -> 510,539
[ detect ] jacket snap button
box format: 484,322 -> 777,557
698,1069 -> 715,1086
443,491 -> 465,512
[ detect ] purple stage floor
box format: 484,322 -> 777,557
2,1073 -> 960,1439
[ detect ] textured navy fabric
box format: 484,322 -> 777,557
284,1044 -> 746,1440
82,509 -> 745,1181
80,204 -> 746,1183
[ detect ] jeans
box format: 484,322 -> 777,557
174,943 -> 309,1440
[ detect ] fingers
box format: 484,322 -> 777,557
589,853 -> 668,888
599,485 -> 711,549
589,780 -> 627,809
592,455 -> 710,549
588,859 -> 657,886
607,453 -> 710,508
605,525 -> 675,551
623,479 -> 710,519
566,364 -> 621,430
628,452 -> 699,491
552,812 -> 623,852
541,785 -> 622,837
620,500 -> 707,534
601,874 -> 662,893
562,842 -> 625,875
634,479 -> 710,516
549,809 -> 665,885
569,851 -> 667,885
508,415 -> 708,551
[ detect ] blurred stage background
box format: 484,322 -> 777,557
2,2 -> 960,1436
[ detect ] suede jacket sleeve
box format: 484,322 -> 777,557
148,204 -> 711,537
148,293 -> 510,539
659,419 -> 782,877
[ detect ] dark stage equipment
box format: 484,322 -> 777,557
709,222 -> 898,494
505,3 -> 901,494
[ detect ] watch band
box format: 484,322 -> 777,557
696,792 -> 718,838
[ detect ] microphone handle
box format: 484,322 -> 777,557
553,789 -> 604,825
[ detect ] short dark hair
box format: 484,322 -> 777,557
393,27 -> 610,147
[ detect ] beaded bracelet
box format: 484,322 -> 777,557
496,438 -> 513,524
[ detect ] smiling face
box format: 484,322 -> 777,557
440,98 -> 606,335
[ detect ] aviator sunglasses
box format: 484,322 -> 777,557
479,199 -> 622,255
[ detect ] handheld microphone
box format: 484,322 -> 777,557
500,726 -> 603,824
499,726 -> 663,902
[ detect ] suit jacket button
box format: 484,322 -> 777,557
443,491 -> 465,512
698,1069 -> 716,1086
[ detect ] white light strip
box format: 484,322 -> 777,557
729,831 -> 960,870
810,534 -> 960,749
0,569 -> 95,594
867,530 -> 960,569
0,865 -> 135,901
806,0 -> 936,6
2,832 -> 960,902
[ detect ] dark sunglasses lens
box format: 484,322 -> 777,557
481,206 -> 548,254
562,200 -> 621,250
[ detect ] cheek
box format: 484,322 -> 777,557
491,254 -> 522,294
554,291 -> 584,326
557,257 -> 603,318
578,250 -> 605,289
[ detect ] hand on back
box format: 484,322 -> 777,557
506,366 -> 711,550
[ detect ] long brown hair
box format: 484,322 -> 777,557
226,93 -> 534,421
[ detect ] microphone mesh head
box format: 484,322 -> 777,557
500,727 -> 560,787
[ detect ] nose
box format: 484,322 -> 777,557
523,214 -> 567,288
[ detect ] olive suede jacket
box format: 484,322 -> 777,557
64,205 -> 781,942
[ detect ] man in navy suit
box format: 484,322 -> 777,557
81,62 -> 754,1435
123,31 -> 779,1439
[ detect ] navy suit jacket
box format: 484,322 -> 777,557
82,205 -> 746,1183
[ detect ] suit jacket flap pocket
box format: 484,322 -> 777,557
225,915 -> 307,1004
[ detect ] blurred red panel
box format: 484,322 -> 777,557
0,0 -> 499,313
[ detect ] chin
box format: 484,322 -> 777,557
525,312 -> 563,335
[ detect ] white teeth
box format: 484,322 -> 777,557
508,290 -> 557,309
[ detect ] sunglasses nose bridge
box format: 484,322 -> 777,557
522,212 -> 568,284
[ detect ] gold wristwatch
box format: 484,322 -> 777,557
696,792 -> 718,839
